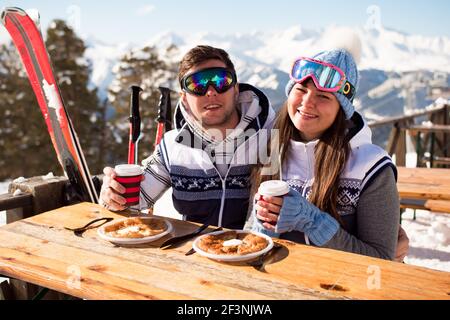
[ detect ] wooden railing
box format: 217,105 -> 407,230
0,193 -> 33,224
368,102 -> 449,167
0,176 -> 68,225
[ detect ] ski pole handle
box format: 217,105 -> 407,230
128,85 -> 143,165
155,87 -> 172,148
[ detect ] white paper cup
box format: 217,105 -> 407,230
257,180 -> 289,226
258,180 -> 290,197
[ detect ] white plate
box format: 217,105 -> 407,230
192,230 -> 273,262
97,217 -> 173,245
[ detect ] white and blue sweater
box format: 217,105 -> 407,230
137,83 -> 275,228
250,112 -> 400,259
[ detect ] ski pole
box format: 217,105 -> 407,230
155,86 -> 173,148
128,85 -> 143,164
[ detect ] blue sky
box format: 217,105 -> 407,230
1,0 -> 449,44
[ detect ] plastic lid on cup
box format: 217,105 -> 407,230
258,180 -> 290,197
114,164 -> 143,176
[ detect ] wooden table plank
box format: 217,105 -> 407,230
397,167 -> 450,200
0,202 -> 449,300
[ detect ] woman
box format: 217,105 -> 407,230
251,48 -> 405,260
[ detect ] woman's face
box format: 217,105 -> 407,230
287,79 -> 341,142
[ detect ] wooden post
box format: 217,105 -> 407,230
445,105 -> 449,158
396,122 -> 407,166
386,124 -> 401,156
5,175 -> 68,299
0,279 -> 14,300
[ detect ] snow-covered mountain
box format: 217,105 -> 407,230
3,23 -> 449,118
82,25 -> 449,117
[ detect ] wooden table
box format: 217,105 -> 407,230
0,202 -> 449,300
397,167 -> 450,201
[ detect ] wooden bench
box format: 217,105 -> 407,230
400,198 -> 450,214
397,167 -> 450,219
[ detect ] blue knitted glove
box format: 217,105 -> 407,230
275,188 -> 340,246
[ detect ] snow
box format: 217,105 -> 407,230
402,209 -> 450,272
13,177 -> 26,184
25,9 -> 40,27
12,189 -> 23,196
42,80 -> 62,112
42,172 -> 55,180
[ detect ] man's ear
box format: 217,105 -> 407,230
181,91 -> 188,108
234,82 -> 240,100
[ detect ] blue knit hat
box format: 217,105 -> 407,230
285,49 -> 359,119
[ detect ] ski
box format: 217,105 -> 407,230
1,7 -> 99,203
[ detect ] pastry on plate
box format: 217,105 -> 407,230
197,231 -> 268,255
104,217 -> 167,238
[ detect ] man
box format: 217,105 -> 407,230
100,45 -> 275,228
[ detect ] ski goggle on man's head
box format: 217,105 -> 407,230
290,57 -> 356,101
180,67 -> 237,96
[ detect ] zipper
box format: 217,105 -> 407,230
216,129 -> 261,227
217,179 -> 227,227
304,143 -> 313,245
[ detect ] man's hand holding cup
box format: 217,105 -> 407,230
100,164 -> 143,211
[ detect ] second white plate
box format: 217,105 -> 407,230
192,230 -> 273,262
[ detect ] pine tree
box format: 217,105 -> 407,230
108,45 -> 178,163
45,19 -> 105,174
0,43 -> 61,180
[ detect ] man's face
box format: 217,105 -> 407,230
181,59 -> 239,132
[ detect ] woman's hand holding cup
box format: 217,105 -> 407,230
255,180 -> 290,231
255,193 -> 284,231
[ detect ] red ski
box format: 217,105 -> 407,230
1,7 -> 98,203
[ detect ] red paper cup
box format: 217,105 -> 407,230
114,164 -> 143,206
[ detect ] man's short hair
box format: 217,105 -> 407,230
178,45 -> 236,85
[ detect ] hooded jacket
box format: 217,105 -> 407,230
284,112 -> 397,220
249,112 -> 400,259
138,83 -> 275,229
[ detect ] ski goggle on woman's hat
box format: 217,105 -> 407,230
180,67 -> 237,96
289,57 -> 356,102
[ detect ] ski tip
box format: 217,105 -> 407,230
1,7 -> 27,24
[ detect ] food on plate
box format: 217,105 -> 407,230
197,231 -> 268,255
104,217 -> 167,238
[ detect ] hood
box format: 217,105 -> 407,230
347,111 -> 373,149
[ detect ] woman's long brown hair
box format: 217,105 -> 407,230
251,100 -> 351,226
